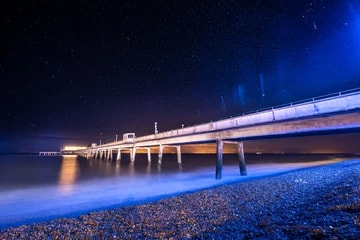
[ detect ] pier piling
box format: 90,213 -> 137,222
158,145 -> 163,164
147,147 -> 151,162
176,146 -> 181,164
237,142 -> 247,176
116,148 -> 121,161
216,138 -> 223,179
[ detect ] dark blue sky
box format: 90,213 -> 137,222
1,0 -> 360,152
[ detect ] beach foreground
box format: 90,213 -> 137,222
1,159 -> 359,239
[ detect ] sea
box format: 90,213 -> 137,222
0,153 -> 352,229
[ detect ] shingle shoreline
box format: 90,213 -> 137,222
1,159 -> 359,239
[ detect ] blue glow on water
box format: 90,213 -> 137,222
0,154 -> 348,229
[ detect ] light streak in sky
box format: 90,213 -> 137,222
220,95 -> 227,113
259,73 -> 265,97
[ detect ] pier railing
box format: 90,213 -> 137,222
135,88 -> 359,141
95,88 -> 360,148
39,152 -> 61,156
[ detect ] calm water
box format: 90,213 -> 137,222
0,153 -> 349,229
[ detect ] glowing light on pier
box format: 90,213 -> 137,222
61,145 -> 87,151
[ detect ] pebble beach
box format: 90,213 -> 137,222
1,159 -> 359,239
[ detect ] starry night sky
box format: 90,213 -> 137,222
1,1 -> 360,152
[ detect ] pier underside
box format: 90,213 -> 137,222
120,132 -> 359,155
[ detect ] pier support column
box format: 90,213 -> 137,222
216,138 -> 223,179
110,149 -> 113,161
107,149 -> 112,161
237,142 -> 247,176
147,148 -> 151,163
176,146 -> 182,164
158,145 -> 163,164
95,150 -> 99,159
130,147 -> 136,162
100,150 -> 104,160
116,148 -> 121,161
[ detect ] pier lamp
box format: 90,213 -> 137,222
154,122 -> 158,135
116,134 -> 118,142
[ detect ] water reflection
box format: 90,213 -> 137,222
58,155 -> 79,195
157,161 -> 183,173
178,162 -> 182,171
115,161 -> 121,175
146,162 -> 151,174
157,162 -> 162,172
128,162 -> 135,176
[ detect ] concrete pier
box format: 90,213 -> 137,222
77,89 -> 360,179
